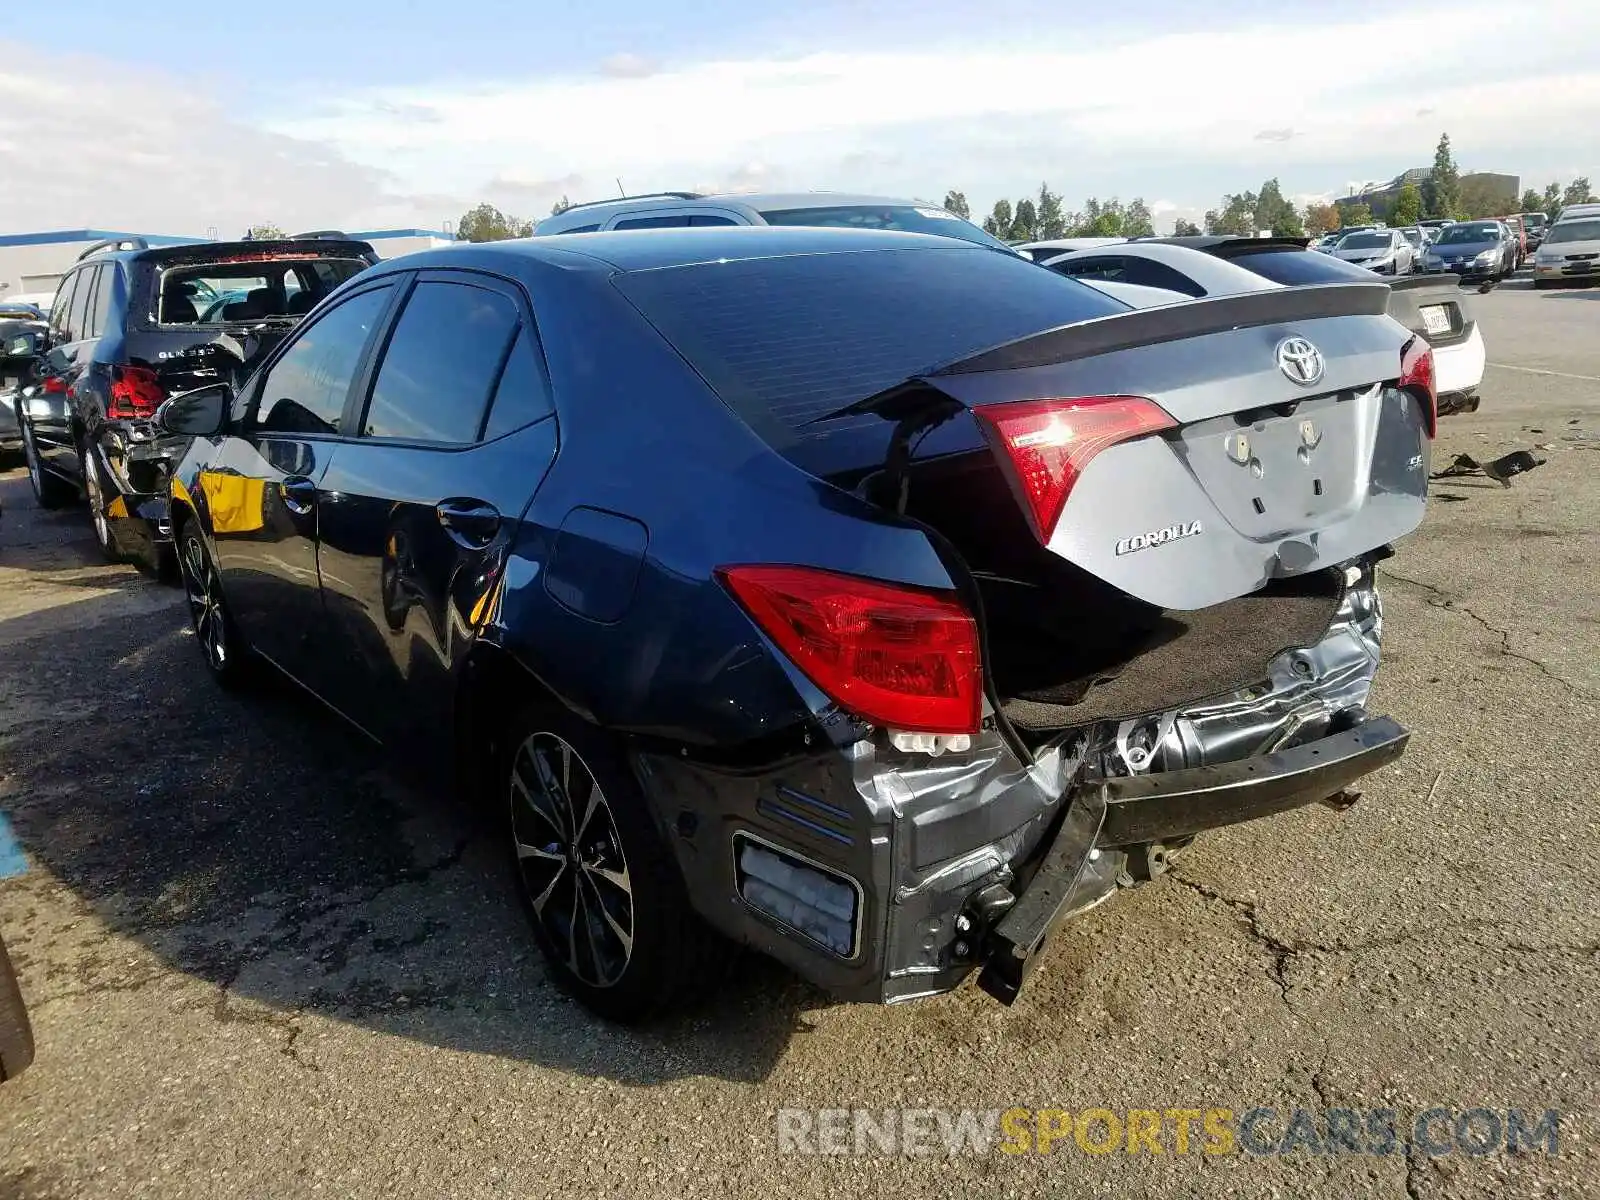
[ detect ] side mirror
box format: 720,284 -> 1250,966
156,382 -> 232,437
3,331 -> 40,359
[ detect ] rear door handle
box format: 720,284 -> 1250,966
435,499 -> 501,549
281,477 -> 317,515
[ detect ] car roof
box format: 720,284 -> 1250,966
535,191 -> 956,233
367,226 -> 987,276
1142,235 -> 1312,252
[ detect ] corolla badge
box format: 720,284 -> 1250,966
1115,520 -> 1203,556
1275,336 -> 1325,386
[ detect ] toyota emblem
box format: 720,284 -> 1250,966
1275,336 -> 1325,386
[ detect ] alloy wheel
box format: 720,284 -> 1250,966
82,450 -> 111,548
510,732 -> 634,989
181,534 -> 228,672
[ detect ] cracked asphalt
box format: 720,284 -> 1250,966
2,279 -> 1598,1199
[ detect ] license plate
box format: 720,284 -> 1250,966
1420,305 -> 1451,335
1569,263 -> 1593,274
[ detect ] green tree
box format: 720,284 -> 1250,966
982,199 -> 1013,238
1008,198 -> 1039,242
1562,177 -> 1596,206
1519,188 -> 1544,214
1036,184 -> 1067,239
1421,133 -> 1459,219
942,190 -> 971,220
458,203 -> 533,242
1303,203 -> 1341,235
1255,179 -> 1304,236
1390,182 -> 1423,226
1205,191 -> 1258,236
1541,181 -> 1563,218
1339,202 -> 1374,228
1124,197 -> 1155,238
1172,217 -> 1202,237
245,224 -> 285,240
550,196 -> 573,216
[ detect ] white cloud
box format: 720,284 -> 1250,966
0,1 -> 1597,235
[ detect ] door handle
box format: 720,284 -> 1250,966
435,499 -> 501,549
281,476 -> 317,515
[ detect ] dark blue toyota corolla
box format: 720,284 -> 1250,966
161,227 -> 1425,1020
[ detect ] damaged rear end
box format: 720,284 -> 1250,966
619,246 -> 1432,1005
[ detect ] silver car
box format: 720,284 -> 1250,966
1532,215 -> 1600,288
533,190 -> 1015,251
1331,229 -> 1414,275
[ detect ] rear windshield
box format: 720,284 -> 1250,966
156,257 -> 367,325
1544,219 -> 1600,244
1225,248 -> 1379,286
1436,223 -> 1501,245
614,245 -> 1124,445
757,204 -> 1014,252
1339,232 -> 1390,249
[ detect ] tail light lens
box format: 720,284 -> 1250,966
107,365 -> 165,420
717,565 -> 981,735
41,376 -> 66,394
1398,337 -> 1436,439
973,397 -> 1176,542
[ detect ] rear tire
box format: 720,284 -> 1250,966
502,702 -> 721,1023
19,416 -> 74,510
80,443 -> 121,563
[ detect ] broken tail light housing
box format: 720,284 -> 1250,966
107,364 -> 165,420
717,564 -> 981,735
973,396 -> 1177,542
1398,337 -> 1437,439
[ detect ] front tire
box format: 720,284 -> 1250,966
503,704 -> 720,1022
178,525 -> 251,688
19,416 -> 75,509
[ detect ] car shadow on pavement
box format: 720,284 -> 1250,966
0,509 -> 828,1086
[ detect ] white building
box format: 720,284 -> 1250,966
0,227 -> 459,305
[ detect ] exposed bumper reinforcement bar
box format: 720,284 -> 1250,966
977,716 -> 1409,1004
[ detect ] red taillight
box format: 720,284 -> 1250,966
107,365 -> 165,420
1398,337 -> 1436,439
42,376 -> 67,394
973,397 -> 1177,542
718,564 -> 982,735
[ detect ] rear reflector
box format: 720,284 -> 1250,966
107,364 -> 164,420
718,564 -> 981,735
1398,337 -> 1436,439
735,835 -> 859,958
973,396 -> 1176,542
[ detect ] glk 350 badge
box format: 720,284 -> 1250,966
1115,520 -> 1203,556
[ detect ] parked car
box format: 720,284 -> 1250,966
1,309 -> 48,457
1532,215 -> 1600,288
0,932 -> 31,1083
163,228 -> 1429,1019
1398,226 -> 1427,261
14,234 -> 378,573
1013,237 -> 1129,261
1517,211 -> 1549,252
1418,220 -> 1518,282
1328,228 -> 1414,275
1311,233 -> 1342,253
1501,215 -> 1530,266
1554,202 -> 1600,223
533,190 -> 1016,252
1039,237 -> 1486,416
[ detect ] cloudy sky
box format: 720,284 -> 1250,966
2,0 -> 1596,237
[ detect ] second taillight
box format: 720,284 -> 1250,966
973,396 -> 1176,543
1398,337 -> 1436,439
107,365 -> 164,420
718,565 -> 981,735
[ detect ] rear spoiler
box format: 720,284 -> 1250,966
929,282 -> 1391,377
140,238 -> 379,265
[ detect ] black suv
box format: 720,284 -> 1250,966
14,234 -> 378,572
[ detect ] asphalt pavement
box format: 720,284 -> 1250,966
1,277 -> 1597,1199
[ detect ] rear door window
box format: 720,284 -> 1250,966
359,279 -> 521,444
49,270 -> 80,338
481,329 -> 554,440
89,266 -> 116,337
68,268 -> 96,342
255,285 -> 394,435
612,215 -> 692,230
1113,257 -> 1206,297
1050,256 -> 1127,282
